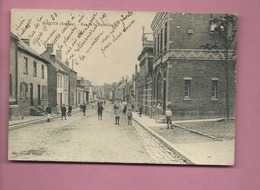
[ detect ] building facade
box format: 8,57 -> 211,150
16,38 -> 49,116
41,44 -> 69,109
151,13 -> 236,119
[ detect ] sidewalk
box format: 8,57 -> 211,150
132,112 -> 234,165
9,108 -> 81,130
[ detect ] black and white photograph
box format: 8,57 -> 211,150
8,9 -> 237,165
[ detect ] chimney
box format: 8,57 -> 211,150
126,76 -> 129,82
21,38 -> 30,46
50,53 -> 56,63
65,59 -> 69,67
135,65 -> 138,74
122,76 -> 124,81
47,44 -> 54,54
56,49 -> 62,60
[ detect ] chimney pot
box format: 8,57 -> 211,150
65,59 -> 69,67
21,38 -> 30,46
47,44 -> 54,54
50,53 -> 55,63
56,49 -> 62,60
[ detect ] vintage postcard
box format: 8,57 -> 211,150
9,9 -> 237,165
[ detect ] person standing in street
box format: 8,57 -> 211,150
82,103 -> 86,116
61,104 -> 67,120
97,103 -> 104,120
46,104 -> 52,122
139,105 -> 143,117
165,106 -> 173,129
114,107 -> 120,125
126,107 -> 133,125
67,105 -> 72,117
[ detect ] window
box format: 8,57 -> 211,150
64,75 -> 68,88
154,37 -> 157,57
24,57 -> 28,74
33,61 -> 37,77
42,86 -> 47,99
10,74 -> 12,96
157,33 -> 160,56
211,79 -> 219,99
184,77 -> 192,99
164,22 -> 168,51
57,74 -> 63,88
160,29 -> 163,53
42,65 -> 45,79
20,82 -> 28,99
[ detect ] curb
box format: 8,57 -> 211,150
132,117 -> 196,165
173,123 -> 224,141
9,115 -> 60,131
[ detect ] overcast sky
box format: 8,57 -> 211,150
11,9 -> 156,85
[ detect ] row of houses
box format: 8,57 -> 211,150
109,13 -> 237,120
9,33 -> 94,120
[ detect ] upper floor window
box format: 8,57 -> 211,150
24,57 -> 28,75
41,65 -> 45,79
33,61 -> 37,77
57,74 -> 63,88
64,75 -> 69,88
164,22 -> 168,51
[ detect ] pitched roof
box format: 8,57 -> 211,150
41,52 -> 67,73
18,40 -> 49,64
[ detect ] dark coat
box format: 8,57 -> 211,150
97,105 -> 103,113
61,106 -> 67,114
82,105 -> 87,112
46,106 -> 52,114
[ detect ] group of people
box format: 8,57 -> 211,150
114,103 -> 133,125
45,104 -> 73,122
45,101 -> 174,129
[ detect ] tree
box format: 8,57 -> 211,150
201,14 -> 237,120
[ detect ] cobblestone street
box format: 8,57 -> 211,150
8,103 -> 187,164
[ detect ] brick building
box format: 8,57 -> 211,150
151,13 -> 236,119
137,32 -> 154,116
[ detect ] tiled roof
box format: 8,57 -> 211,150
18,40 -> 49,63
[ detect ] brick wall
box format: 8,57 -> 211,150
167,59 -> 236,119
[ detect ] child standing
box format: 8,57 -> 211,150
126,107 -> 133,125
165,107 -> 173,129
114,107 -> 120,125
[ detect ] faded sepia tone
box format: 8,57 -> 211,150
9,9 -> 237,165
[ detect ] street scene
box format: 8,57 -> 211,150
9,10 -> 237,165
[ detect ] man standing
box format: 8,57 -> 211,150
97,103 -> 104,120
67,105 -> 72,117
61,104 -> 67,120
46,104 -> 52,122
165,106 -> 173,129
82,103 -> 87,116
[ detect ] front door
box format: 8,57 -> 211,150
38,85 -> 41,105
30,83 -> 33,106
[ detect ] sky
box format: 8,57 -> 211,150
11,9 -> 156,85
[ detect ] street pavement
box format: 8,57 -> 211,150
8,103 -> 186,165
132,112 -> 235,165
